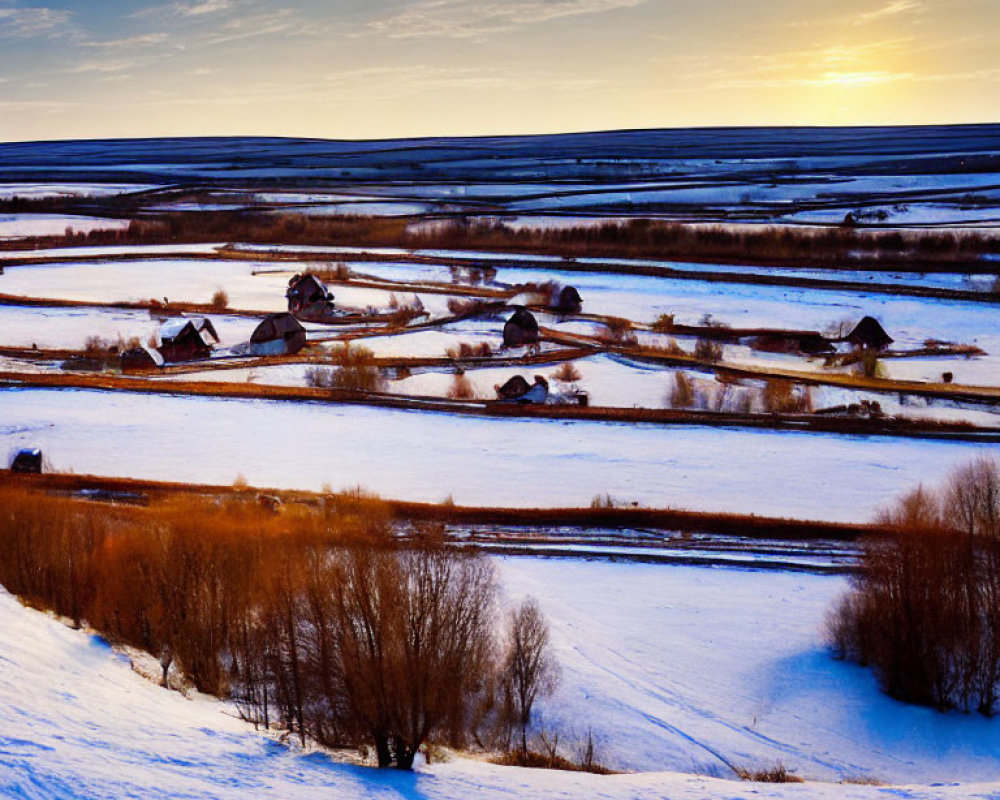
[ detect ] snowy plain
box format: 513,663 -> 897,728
0,387 -> 994,521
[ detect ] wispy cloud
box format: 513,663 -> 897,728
176,0 -> 232,17
0,5 -> 70,38
81,32 -> 170,49
719,70 -> 915,89
856,0 -> 923,23
67,56 -> 160,74
369,0 -> 649,39
204,9 -> 315,44
130,0 -> 232,20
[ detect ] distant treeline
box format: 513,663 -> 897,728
5,210 -> 1000,269
0,487 -> 558,769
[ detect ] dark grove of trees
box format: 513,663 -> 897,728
0,487 -> 558,768
829,458 -> 1000,714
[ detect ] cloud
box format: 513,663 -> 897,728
856,0 -> 923,23
718,70 -> 915,89
67,56 -> 159,74
0,5 -> 71,38
81,33 -> 170,49
370,0 -> 649,38
129,0 -> 232,20
176,0 -> 231,16
204,9 -> 314,44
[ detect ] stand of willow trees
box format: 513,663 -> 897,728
829,458 -> 1000,714
0,488 -> 559,769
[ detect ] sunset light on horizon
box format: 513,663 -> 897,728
0,0 -> 997,142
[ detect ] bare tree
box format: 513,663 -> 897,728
830,458 -> 1000,714
500,597 -> 561,755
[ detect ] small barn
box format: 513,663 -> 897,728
158,317 -> 219,362
494,375 -> 548,404
503,306 -> 540,348
10,448 -> 42,473
551,285 -> 582,315
287,273 -> 334,319
120,345 -> 165,373
749,331 -> 834,356
847,317 -> 893,351
250,313 -> 307,356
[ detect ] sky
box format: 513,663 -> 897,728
0,0 -> 997,142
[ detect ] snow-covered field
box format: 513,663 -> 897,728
1,388 -> 993,520
0,214 -> 129,240
0,306 -> 260,350
0,259 -> 460,318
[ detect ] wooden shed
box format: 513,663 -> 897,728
10,448 -> 42,473
158,317 -> 219,362
502,306 -> 540,348
551,285 -> 582,314
120,345 -> 165,373
287,273 -> 335,320
494,374 -> 548,404
847,317 -> 893,351
250,313 -> 307,356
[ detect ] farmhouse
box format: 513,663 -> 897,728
495,374 -> 549,404
847,316 -> 894,351
250,313 -> 307,356
551,285 -> 583,314
10,448 -> 42,473
158,317 -> 219,362
503,306 -> 540,347
120,345 -> 165,373
287,273 -> 334,319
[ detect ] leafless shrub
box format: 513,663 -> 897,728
446,297 -> 491,317
446,341 -> 492,360
210,287 -> 229,310
308,345 -> 387,392
308,262 -> 351,282
693,338 -> 723,363
552,362 -> 582,384
647,339 -> 685,357
651,313 -> 675,333
447,370 -> 478,400
828,458 -> 1000,714
669,371 -> 694,408
602,317 -> 634,344
762,378 -> 810,414
734,763 -> 804,783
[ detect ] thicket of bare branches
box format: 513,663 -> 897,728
828,458 -> 1000,714
305,345 -> 387,392
497,597 -> 561,755
0,487 -> 559,768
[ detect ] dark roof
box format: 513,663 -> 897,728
847,316 -> 893,350
553,285 -> 582,311
288,273 -> 328,294
496,375 -> 531,400
159,317 -> 219,346
505,306 -> 539,334
251,313 -> 306,344
120,345 -> 165,368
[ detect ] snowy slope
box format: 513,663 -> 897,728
2,581 -> 1000,800
499,559 -> 1000,783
